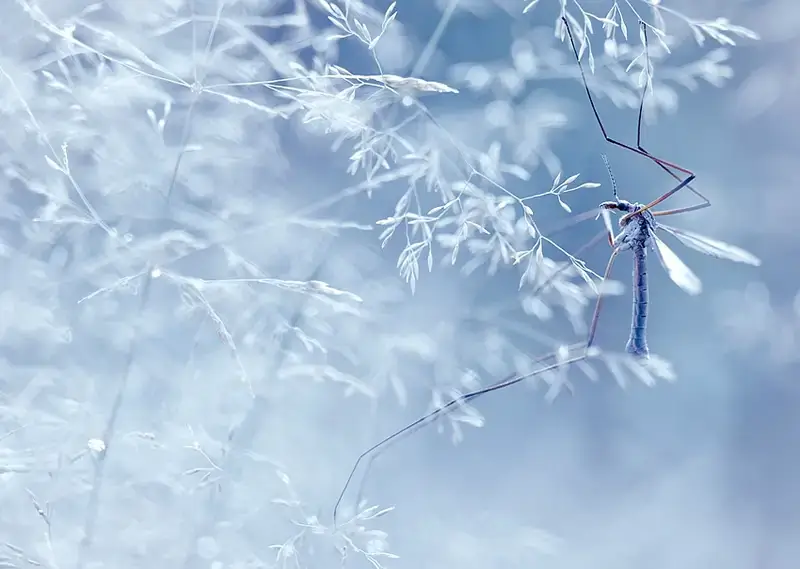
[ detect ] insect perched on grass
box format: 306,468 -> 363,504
559,15 -> 761,358
332,16 -> 761,527
588,155 -> 760,358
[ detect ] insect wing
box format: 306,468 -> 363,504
651,232 -> 702,295
657,224 -> 761,267
599,207 -> 615,239
544,206 -> 605,239
528,206 -> 613,299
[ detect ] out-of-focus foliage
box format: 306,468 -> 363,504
0,0 -> 760,568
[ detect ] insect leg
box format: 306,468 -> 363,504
333,211 -> 623,525
561,17 -> 689,176
652,203 -> 711,217
531,220 -> 621,355
562,18 -> 709,219
622,172 -> 696,222
632,23 -> 711,217
586,247 -> 621,350
332,342 -> 588,526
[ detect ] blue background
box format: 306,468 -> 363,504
0,0 -> 797,568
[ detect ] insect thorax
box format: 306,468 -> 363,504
618,202 -> 656,248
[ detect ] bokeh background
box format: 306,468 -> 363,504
0,0 -> 797,568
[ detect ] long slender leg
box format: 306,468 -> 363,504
562,18 -> 708,218
332,341 -> 588,525
586,247 -> 620,350
333,243 -> 627,527
562,18 -> 691,176
529,217 -> 618,354
633,23 -> 711,216
652,203 -> 709,217
621,171 -> 696,222
333,215 -> 626,526
636,126 -> 709,218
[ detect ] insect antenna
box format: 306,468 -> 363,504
601,153 -> 619,201
333,342 -> 588,526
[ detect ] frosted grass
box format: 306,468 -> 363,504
0,0 -> 757,567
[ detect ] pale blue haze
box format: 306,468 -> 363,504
0,1 -> 796,568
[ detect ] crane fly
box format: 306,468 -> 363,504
587,156 -> 760,358
332,16 -> 761,526
557,15 -> 760,358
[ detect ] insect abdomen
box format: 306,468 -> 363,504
626,245 -> 649,358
